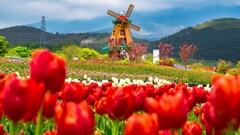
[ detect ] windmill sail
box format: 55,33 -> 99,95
129,23 -> 140,31
107,10 -> 120,19
125,4 -> 134,18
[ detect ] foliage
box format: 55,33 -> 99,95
191,62 -> 204,70
194,18 -> 240,30
60,45 -> 81,60
0,58 -> 213,84
237,61 -> 240,68
6,46 -> 31,58
0,36 -> 9,57
156,18 -> 240,62
228,68 -> 240,76
114,58 -> 131,64
160,58 -> 176,66
78,48 -> 100,60
179,44 -> 198,68
217,60 -> 232,74
158,42 -> 174,63
128,43 -> 147,62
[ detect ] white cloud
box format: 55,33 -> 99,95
0,0 -> 239,28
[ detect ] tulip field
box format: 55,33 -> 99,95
0,49 -> 240,135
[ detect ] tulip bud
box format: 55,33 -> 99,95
55,102 -> 95,135
2,75 -> 45,122
30,50 -> 66,93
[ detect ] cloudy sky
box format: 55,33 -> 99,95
0,0 -> 240,28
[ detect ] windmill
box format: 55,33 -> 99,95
107,4 -> 140,46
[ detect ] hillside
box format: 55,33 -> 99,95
0,26 -> 152,52
1,18 -> 240,62
152,18 -> 240,62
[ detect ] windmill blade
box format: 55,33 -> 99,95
107,10 -> 120,18
125,4 -> 134,18
130,23 -> 140,31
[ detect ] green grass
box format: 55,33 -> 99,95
1,58 -> 214,84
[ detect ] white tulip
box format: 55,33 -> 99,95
149,76 -> 153,82
83,75 -> 88,79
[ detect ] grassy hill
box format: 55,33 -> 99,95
152,18 -> 240,62
0,26 -> 152,52
1,18 -> 240,62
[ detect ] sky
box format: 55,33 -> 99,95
0,0 -> 240,28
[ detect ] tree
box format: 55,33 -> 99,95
78,48 -> 100,60
217,60 -> 231,74
179,44 -> 198,69
0,36 -> 9,57
61,45 -> 81,60
6,46 -> 31,58
128,43 -> 147,62
158,43 -> 174,66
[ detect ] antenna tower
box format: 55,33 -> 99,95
40,16 -> 46,48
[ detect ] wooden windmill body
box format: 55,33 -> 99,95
107,4 -> 140,46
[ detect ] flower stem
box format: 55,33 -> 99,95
10,121 -> 18,135
35,103 -> 43,135
112,120 -> 120,135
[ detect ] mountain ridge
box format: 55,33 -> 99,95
0,18 -> 240,62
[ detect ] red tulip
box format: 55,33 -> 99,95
87,87 -> 103,105
182,121 -> 202,135
144,97 -> 159,113
61,82 -> 86,103
44,131 -> 57,135
193,107 -> 201,117
192,86 -> 208,103
101,82 -> 112,91
145,84 -> 156,97
200,113 -> 222,135
210,75 -> 240,122
156,92 -> 189,130
156,84 -> 172,96
94,97 -> 107,115
55,102 -> 95,135
202,102 -> 227,130
19,130 -> 24,135
0,125 -> 3,135
133,86 -> 147,111
43,93 -> 56,119
30,50 -> 66,93
158,130 -> 178,135
0,74 -> 5,80
2,75 -> 45,122
106,85 -> 135,121
124,113 -> 159,135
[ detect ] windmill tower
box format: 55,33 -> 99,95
107,4 -> 140,46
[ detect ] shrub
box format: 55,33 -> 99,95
228,68 -> 240,76
78,48 -> 100,60
160,58 -> 176,66
6,46 -> 31,58
191,62 -> 204,70
61,45 -> 81,60
217,60 -> 231,74
237,61 -> 240,68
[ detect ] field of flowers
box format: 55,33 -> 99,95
0,49 -> 240,135
0,56 -> 214,84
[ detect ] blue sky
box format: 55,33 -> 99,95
0,0 -> 240,28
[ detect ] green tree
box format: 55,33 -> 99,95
217,60 -> 231,74
6,46 -> 31,58
78,48 -> 100,60
61,45 -> 81,60
0,36 -> 9,57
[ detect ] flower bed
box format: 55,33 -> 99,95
0,50 -> 239,135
